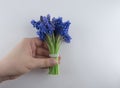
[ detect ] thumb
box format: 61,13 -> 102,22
33,58 -> 57,68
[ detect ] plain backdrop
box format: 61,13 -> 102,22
0,0 -> 120,88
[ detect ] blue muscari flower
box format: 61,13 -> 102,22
31,14 -> 71,42
35,21 -> 41,30
52,17 -> 64,34
31,20 -> 37,27
47,14 -> 51,21
60,21 -> 71,36
63,34 -> 71,43
52,17 -> 71,43
31,20 -> 46,40
31,20 -> 41,30
37,31 -> 45,41
39,22 -> 47,33
31,15 -> 54,41
40,16 -> 54,34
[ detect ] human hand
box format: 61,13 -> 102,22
0,37 -> 59,81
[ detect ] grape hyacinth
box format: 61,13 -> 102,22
31,14 -> 71,75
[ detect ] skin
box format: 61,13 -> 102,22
0,37 -> 60,82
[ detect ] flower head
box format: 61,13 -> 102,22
63,34 -> 72,43
52,17 -> 71,42
31,14 -> 71,43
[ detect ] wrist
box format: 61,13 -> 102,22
0,59 -> 9,82
0,58 -> 9,77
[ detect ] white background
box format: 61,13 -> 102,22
0,0 -> 120,88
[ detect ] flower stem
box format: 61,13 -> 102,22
49,57 -> 59,75
46,34 -> 61,75
48,35 -> 61,75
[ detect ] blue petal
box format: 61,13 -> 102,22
63,34 -> 72,43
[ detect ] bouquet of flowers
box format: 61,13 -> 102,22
31,14 -> 71,75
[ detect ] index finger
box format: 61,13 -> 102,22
32,37 -> 43,47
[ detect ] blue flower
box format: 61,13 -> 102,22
40,16 -> 54,34
52,17 -> 71,43
31,20 -> 37,27
31,20 -> 40,30
60,21 -> 71,36
47,14 -> 51,21
31,14 -> 71,43
63,34 -> 72,43
36,31 -> 45,41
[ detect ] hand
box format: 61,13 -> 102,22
0,37 -> 58,81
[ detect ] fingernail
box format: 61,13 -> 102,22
50,59 -> 57,66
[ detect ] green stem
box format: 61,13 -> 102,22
46,35 -> 54,54
48,35 -> 61,75
49,57 -> 59,75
